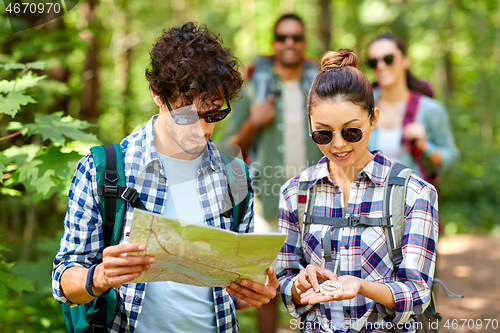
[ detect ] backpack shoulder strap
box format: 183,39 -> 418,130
402,90 -> 422,127
296,167 -> 318,239
383,162 -> 413,273
91,143 -> 127,247
90,143 -> 146,247
220,151 -> 251,232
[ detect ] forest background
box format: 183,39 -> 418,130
0,0 -> 499,332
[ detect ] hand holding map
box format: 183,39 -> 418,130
128,209 -> 287,287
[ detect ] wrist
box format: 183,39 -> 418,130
422,140 -> 435,157
86,264 -> 108,297
85,264 -> 101,297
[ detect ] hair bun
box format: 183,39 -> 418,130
320,49 -> 359,71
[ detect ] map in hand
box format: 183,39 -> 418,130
128,209 -> 287,287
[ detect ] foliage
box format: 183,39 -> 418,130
0,243 -> 34,299
0,61 -> 98,331
0,64 -> 98,202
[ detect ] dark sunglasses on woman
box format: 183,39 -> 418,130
308,116 -> 367,144
366,54 -> 394,69
163,96 -> 231,125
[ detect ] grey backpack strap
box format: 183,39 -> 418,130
297,170 -> 317,267
383,162 -> 413,272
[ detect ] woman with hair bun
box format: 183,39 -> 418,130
366,34 -> 459,186
275,49 -> 438,332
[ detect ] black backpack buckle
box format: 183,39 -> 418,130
348,216 -> 361,226
121,187 -> 139,203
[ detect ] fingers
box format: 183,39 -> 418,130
226,268 -> 279,308
265,267 -> 279,289
103,243 -> 145,257
300,288 -> 336,305
99,243 -> 154,289
306,265 -> 320,292
226,280 -> 276,308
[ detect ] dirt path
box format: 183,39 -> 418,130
435,234 -> 500,332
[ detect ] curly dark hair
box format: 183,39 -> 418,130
145,22 -> 243,107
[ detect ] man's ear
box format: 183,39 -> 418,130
150,88 -> 162,107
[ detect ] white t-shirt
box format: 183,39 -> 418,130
136,153 -> 217,333
282,80 -> 307,181
376,127 -> 404,163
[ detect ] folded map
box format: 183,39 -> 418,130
128,209 -> 287,287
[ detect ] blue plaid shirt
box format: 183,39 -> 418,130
275,152 -> 438,333
52,115 -> 254,333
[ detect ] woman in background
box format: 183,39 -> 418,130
366,33 -> 458,185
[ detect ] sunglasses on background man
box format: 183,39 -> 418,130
274,34 -> 305,43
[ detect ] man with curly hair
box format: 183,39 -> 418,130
52,22 -> 278,333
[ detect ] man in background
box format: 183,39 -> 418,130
222,13 -> 323,333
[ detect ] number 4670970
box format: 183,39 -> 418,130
443,319 -> 498,330
6,2 -> 61,14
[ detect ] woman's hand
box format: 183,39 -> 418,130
300,275 -> 361,305
403,122 -> 427,152
291,265 -> 337,305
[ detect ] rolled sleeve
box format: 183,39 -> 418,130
379,180 -> 438,324
424,99 -> 459,172
52,153 -> 103,306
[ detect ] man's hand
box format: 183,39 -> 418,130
93,243 -> 155,293
226,267 -> 279,309
291,264 -> 337,304
249,96 -> 275,129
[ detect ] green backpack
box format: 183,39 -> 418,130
296,162 -> 463,333
62,143 -> 251,333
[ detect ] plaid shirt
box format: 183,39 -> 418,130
52,115 -> 254,333
275,152 -> 438,333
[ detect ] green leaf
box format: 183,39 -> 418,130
0,270 -> 35,295
0,91 -> 37,117
25,112 -> 97,146
0,188 -> 22,196
16,145 -> 83,200
26,61 -> 45,70
0,72 -> 46,94
2,144 -> 40,165
0,63 -> 26,70
0,163 -> 5,184
35,145 -> 82,181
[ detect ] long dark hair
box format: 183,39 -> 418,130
370,34 -> 433,98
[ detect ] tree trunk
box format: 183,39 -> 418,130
319,0 -> 332,53
80,0 -> 100,123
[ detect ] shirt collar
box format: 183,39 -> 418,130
304,150 -> 391,188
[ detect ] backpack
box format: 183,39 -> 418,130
296,162 -> 463,333
62,143 -> 251,333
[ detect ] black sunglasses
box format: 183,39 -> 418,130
274,34 -> 305,43
308,116 -> 367,144
366,54 -> 394,69
163,97 -> 231,125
